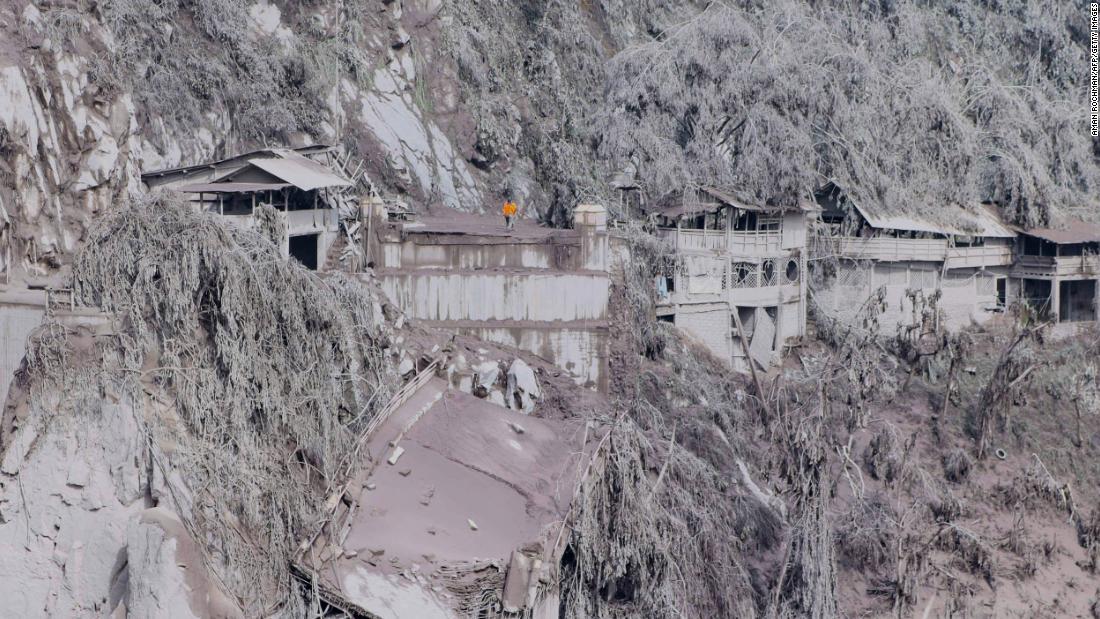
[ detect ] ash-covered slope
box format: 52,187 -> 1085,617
0,198 -> 398,616
4,0 -> 1095,278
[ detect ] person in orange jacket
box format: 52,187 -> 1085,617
502,200 -> 517,230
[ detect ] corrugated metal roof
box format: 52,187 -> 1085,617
178,182 -> 292,193
246,156 -> 351,191
140,144 -> 336,181
851,201 -> 1015,238
1019,220 -> 1100,244
700,187 -> 772,212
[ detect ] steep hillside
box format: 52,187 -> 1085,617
4,0 -> 1094,278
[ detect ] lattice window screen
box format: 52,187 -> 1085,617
731,262 -> 759,288
836,264 -> 868,287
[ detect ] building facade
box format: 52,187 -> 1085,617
142,145 -> 361,270
811,184 -> 1100,335
652,188 -> 814,371
1010,223 -> 1100,325
373,205 -> 612,392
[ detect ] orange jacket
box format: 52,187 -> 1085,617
503,201 -> 517,216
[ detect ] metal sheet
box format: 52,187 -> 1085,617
246,155 -> 352,191
1019,220 -> 1100,244
749,309 -> 776,369
177,182 -> 292,193
140,144 -> 336,182
852,201 -> 1015,237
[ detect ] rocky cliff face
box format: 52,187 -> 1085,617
0,1 -> 142,278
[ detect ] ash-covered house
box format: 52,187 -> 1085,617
141,145 -> 362,270
1011,222 -> 1100,325
812,183 -> 1022,331
650,188 -> 816,371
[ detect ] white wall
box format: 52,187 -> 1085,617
455,325 -> 608,391
381,273 -> 609,323
675,304 -> 732,362
1,301 -> 45,407
815,262 -> 1007,333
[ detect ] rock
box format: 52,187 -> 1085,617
474,361 -> 500,389
1,425 -> 37,475
387,446 -> 405,465
506,359 -> 541,413
509,422 -> 526,435
66,459 -> 91,488
488,389 -> 507,408
467,519 -> 478,531
398,356 -> 414,376
126,508 -> 243,618
399,469 -> 412,477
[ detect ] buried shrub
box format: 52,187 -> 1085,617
943,448 -> 973,484
834,493 -> 897,572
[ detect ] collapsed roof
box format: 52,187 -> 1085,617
816,183 -> 1015,237
293,375 -> 606,618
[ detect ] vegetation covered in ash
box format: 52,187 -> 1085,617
556,231 -> 1100,617
56,0 -> 1097,229
13,196 -> 397,615
445,0 -> 1096,227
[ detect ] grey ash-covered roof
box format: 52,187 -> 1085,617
1017,220 -> 1100,244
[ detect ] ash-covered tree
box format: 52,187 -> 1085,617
593,1 -> 1099,227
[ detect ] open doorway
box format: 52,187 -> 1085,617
1021,279 -> 1052,318
1059,280 -> 1097,322
289,233 -> 319,270
996,278 -> 1006,309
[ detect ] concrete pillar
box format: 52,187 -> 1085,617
574,204 -> 608,272
1051,277 -> 1061,322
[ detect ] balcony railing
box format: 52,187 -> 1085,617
205,206 -> 338,235
944,244 -> 1014,269
657,228 -> 783,255
1014,254 -> 1100,277
816,236 -> 948,262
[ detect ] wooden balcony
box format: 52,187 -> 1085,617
944,244 -> 1014,269
657,228 -> 783,256
1012,254 -> 1100,279
817,236 -> 948,262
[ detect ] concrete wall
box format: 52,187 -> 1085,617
384,239 -> 556,270
446,323 -> 609,391
381,229 -> 606,273
380,272 -> 609,323
0,299 -> 45,407
377,218 -> 612,392
815,262 -> 1007,332
675,304 -> 732,362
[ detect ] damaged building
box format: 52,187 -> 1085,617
651,188 -> 814,371
1011,223 -> 1100,325
141,145 -> 363,270
293,363 -> 606,619
369,204 -> 612,392
812,184 -> 1018,331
